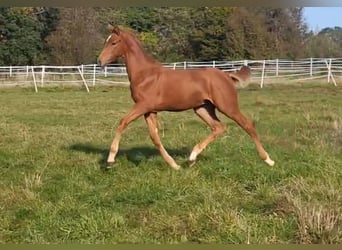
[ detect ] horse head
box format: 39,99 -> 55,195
98,24 -> 126,67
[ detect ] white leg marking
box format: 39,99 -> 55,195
264,154 -> 275,166
107,146 -> 118,163
107,153 -> 116,163
189,148 -> 199,162
172,163 -> 181,170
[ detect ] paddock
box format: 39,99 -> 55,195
0,82 -> 341,243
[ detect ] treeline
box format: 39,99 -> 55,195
1,7 -> 342,66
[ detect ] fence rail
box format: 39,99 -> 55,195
0,58 -> 341,92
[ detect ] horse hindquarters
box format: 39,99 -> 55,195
210,75 -> 275,166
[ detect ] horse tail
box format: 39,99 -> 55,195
227,66 -> 251,83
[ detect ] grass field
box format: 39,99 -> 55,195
0,83 -> 341,244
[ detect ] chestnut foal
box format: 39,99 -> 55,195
98,25 -> 274,170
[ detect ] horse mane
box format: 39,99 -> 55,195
121,28 -> 161,66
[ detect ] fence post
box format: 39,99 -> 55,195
276,59 -> 279,77
184,61 -> 187,69
260,60 -> 266,88
104,66 -> 107,77
310,57 -> 313,77
9,65 -> 12,78
327,59 -> 331,83
213,60 -> 215,68
173,63 -> 177,70
41,66 -> 45,87
326,58 -> 337,86
92,64 -> 96,86
244,60 -> 248,66
26,66 -> 29,79
77,66 -> 90,93
331,58 -> 337,86
31,66 -> 38,93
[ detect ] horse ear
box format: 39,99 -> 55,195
107,23 -> 120,35
107,23 -> 114,31
112,26 -> 121,35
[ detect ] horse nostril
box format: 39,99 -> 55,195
97,59 -> 102,66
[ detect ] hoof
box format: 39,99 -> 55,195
171,164 -> 181,170
101,161 -> 115,170
106,161 -> 115,167
188,160 -> 196,167
189,151 -> 198,162
264,156 -> 275,166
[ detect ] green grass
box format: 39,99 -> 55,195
0,83 -> 341,243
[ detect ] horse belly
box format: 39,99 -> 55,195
156,82 -> 208,111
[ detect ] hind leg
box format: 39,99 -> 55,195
228,111 -> 274,166
189,103 -> 226,164
213,90 -> 274,166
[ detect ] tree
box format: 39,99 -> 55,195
0,8 -> 45,65
187,7 -> 234,61
93,7 -> 310,61
95,7 -> 195,61
22,7 -> 60,64
225,8 -> 274,59
0,7 -> 316,66
252,7 -> 307,59
45,7 -> 103,65
152,7 -> 194,61
304,27 -> 342,57
319,27 -> 342,46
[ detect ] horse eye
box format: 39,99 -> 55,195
111,39 -> 120,46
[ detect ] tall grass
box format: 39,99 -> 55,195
0,83 -> 341,243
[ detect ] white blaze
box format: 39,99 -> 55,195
106,35 -> 112,43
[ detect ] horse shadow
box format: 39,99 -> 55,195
68,143 -> 191,169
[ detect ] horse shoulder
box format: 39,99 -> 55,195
130,69 -> 161,103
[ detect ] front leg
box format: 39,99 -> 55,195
144,112 -> 181,170
107,104 -> 147,166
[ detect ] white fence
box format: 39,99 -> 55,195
0,58 -> 341,92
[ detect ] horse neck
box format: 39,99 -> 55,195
123,36 -> 161,82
